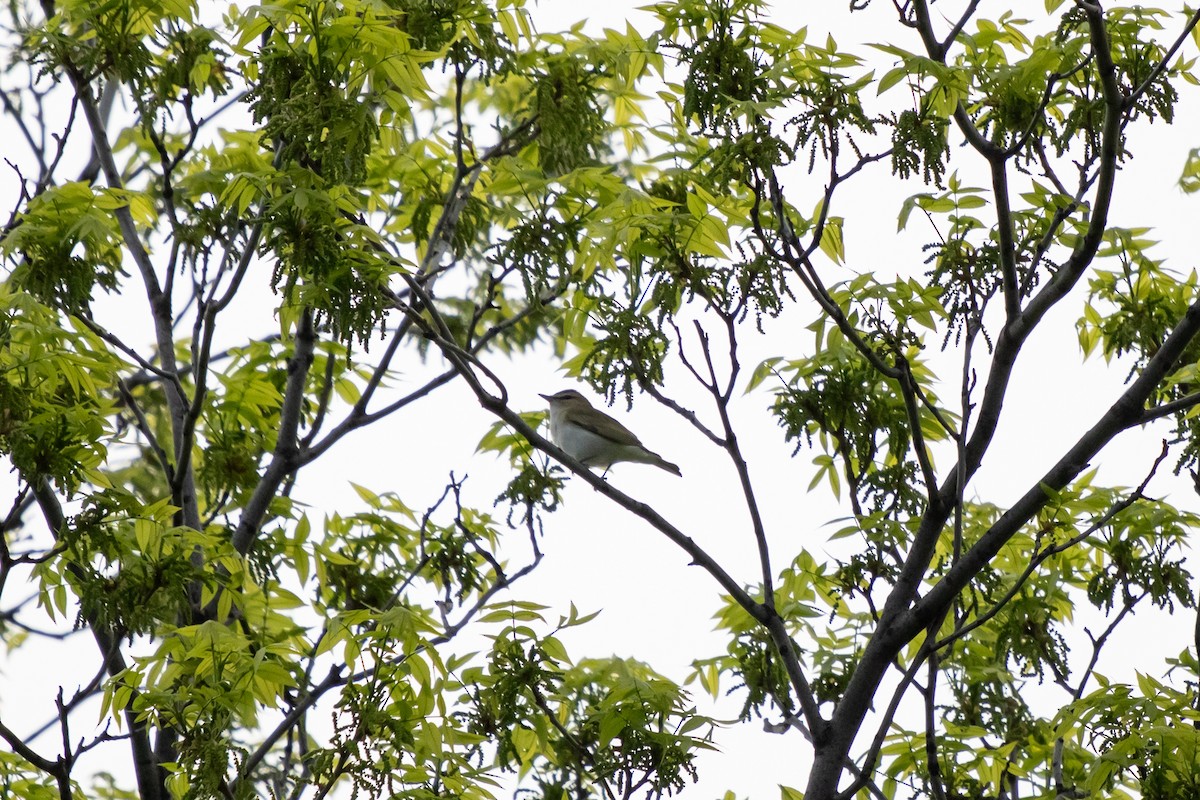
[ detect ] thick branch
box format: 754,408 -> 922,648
961,0 -> 1125,504
57,46 -> 201,532
31,479 -> 164,800
934,441 -> 1166,652
908,302 -> 1200,637
911,0 -> 1001,158
988,156 -> 1021,320
231,309 -> 316,555
808,15 -> 1155,790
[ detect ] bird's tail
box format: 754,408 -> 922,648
647,452 -> 683,477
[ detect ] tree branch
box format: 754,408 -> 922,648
988,155 -> 1021,320
914,300 -> 1200,635
231,308 -> 315,555
933,441 -> 1166,652
1124,5 -> 1200,110
30,478 -> 165,800
0,715 -> 59,774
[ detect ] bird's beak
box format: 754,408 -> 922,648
538,393 -> 553,401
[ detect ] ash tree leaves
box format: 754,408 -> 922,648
5,1 -> 1200,800
1183,146 -> 1200,191
534,2 -> 1200,799
1,184 -> 136,314
890,107 -> 950,185
530,52 -> 611,177
1080,229 -> 1200,470
244,2 -> 408,347
0,289 -> 122,491
1,0 -> 710,798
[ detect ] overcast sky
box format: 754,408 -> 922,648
3,1 -> 1200,797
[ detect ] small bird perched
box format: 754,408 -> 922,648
540,389 -> 682,476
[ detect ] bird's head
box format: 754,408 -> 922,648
539,389 -> 592,410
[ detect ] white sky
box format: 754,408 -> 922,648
3,1 -> 1200,798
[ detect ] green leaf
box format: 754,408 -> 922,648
747,357 -> 782,392
819,218 -> 845,264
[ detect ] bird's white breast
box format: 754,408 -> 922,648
549,408 -> 616,467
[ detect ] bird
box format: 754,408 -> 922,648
539,389 -> 682,477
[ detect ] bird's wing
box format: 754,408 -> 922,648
572,407 -> 644,447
